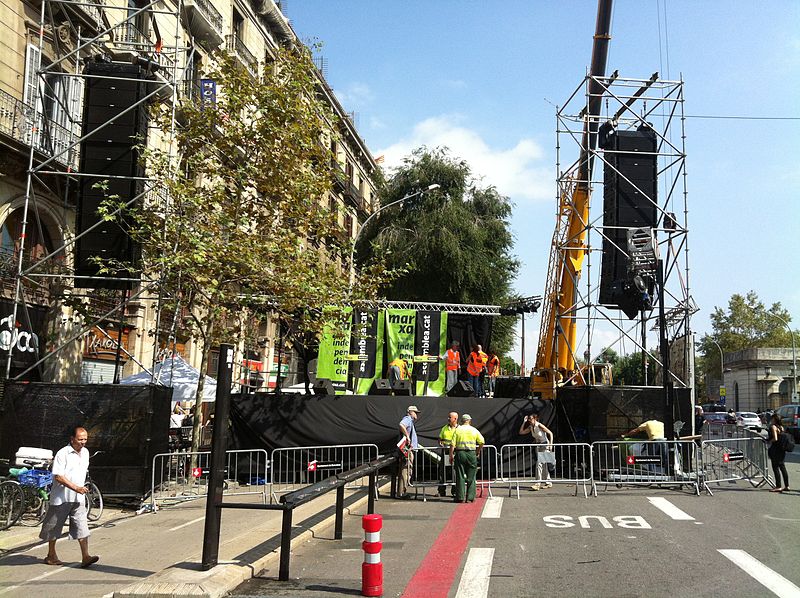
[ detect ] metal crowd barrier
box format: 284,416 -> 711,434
703,423 -> 751,440
270,444 -> 378,501
699,437 -> 770,495
500,443 -> 592,498
149,449 -> 269,508
592,440 -> 700,496
406,444 -> 498,500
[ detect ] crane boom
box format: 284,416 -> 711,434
532,0 -> 614,398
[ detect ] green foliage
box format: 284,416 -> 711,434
613,351 -> 656,386
499,355 -> 520,375
357,148 -> 520,354
699,291 -> 796,385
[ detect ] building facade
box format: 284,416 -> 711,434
721,348 -> 797,412
0,0 -> 378,387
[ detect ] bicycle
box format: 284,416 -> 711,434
83,451 -> 104,522
8,460 -> 53,527
0,478 -> 25,530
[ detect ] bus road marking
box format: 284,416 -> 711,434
647,497 -> 695,521
718,549 -> 800,597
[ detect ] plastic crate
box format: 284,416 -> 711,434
18,470 -> 53,488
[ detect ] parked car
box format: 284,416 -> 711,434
775,404 -> 800,442
703,412 -> 728,425
735,412 -> 761,431
701,403 -> 727,413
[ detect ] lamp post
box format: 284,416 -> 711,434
768,313 -> 797,402
349,184 -> 440,287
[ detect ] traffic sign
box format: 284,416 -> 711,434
719,385 -> 726,397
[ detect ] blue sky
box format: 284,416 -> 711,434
287,1 -> 800,363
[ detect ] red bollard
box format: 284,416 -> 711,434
362,514 -> 383,597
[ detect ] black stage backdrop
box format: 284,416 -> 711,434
230,393 -> 540,454
1,382 -> 170,497
446,314 -> 493,355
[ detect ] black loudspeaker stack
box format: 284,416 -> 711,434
75,61 -> 149,288
599,126 -> 658,308
312,378 -> 335,396
447,381 -> 474,397
391,380 -> 413,396
369,379 -> 393,396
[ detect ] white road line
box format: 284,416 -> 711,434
169,516 -> 205,531
647,497 -> 695,521
719,549 -> 800,598
0,564 -> 66,595
455,547 -> 494,598
481,497 -> 503,519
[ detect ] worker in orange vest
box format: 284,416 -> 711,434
441,341 -> 461,393
466,344 -> 487,397
486,350 -> 500,398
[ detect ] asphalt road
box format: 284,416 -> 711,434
233,462 -> 800,598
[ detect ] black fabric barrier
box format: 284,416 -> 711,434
1,382 -> 170,497
229,393 -> 537,456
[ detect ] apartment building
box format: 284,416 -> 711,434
0,0 -> 378,387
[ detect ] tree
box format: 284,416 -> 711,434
356,148 -> 520,354
105,48 -> 387,452
613,351 -> 656,386
699,291 -> 797,393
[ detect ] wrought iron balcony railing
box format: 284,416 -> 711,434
225,35 -> 258,76
0,88 -> 79,169
188,0 -> 223,36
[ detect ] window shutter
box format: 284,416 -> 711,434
22,44 -> 43,147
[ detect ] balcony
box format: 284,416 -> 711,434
225,35 -> 258,77
183,0 -> 224,49
344,181 -> 368,216
0,88 -> 79,170
63,0 -> 104,32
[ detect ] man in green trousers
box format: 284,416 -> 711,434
450,414 -> 485,503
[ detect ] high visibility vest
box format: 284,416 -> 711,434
445,349 -> 460,371
453,424 -> 485,451
439,424 -> 458,447
487,356 -> 500,377
389,358 -> 408,379
467,352 -> 484,376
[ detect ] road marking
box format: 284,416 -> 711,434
718,549 -> 800,597
169,516 -> 205,531
0,563 -> 66,594
401,498 -> 484,598
647,497 -> 695,521
765,515 -> 800,523
455,548 -> 494,598
481,497 -> 503,519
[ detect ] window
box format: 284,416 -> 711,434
233,9 -> 244,40
0,207 -> 59,265
23,44 -> 83,163
344,213 -> 353,238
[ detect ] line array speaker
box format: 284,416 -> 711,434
75,61 -> 149,289
599,126 -> 658,307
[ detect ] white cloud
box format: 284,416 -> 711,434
334,82 -> 374,108
377,115 -> 552,202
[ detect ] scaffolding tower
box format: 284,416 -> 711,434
540,71 -> 694,393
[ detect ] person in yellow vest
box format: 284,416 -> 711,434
486,350 -> 500,398
466,345 -> 486,397
450,414 -> 485,502
441,341 -> 461,393
437,411 -> 459,497
387,357 -> 409,386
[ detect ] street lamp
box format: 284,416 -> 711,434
710,338 -> 724,379
767,313 -> 797,402
348,183 -> 441,286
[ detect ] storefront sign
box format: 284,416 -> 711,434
83,326 -> 133,361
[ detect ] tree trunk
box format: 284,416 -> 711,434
191,318 -> 214,459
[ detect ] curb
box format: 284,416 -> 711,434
113,483 -> 388,598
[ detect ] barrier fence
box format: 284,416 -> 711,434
500,443 -> 593,498
407,445 -> 499,500
592,440 -> 700,496
150,449 -> 268,508
700,437 -> 771,495
270,444 -> 379,501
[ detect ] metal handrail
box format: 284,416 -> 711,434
0,88 -> 78,168
225,35 -> 257,76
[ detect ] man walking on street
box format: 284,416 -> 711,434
39,426 -> 99,568
397,406 -> 420,498
437,411 -> 459,497
450,414 -> 485,503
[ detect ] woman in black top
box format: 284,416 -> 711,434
767,413 -> 790,492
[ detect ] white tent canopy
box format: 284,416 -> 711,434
120,355 -> 217,402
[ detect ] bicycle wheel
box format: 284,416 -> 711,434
0,481 -> 24,530
18,485 -> 46,527
84,481 -> 103,522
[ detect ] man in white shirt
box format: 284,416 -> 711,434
39,427 -> 99,567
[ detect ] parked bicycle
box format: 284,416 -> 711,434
83,451 -> 104,522
0,459 -> 25,530
8,459 -> 53,527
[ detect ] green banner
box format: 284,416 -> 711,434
316,307 -> 352,394
414,311 -> 448,396
385,309 -> 416,379
350,309 -> 385,395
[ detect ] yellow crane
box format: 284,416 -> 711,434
531,0 -> 614,399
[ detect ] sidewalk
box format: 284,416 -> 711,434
0,486 -> 374,598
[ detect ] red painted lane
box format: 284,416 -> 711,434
400,498 -> 485,598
